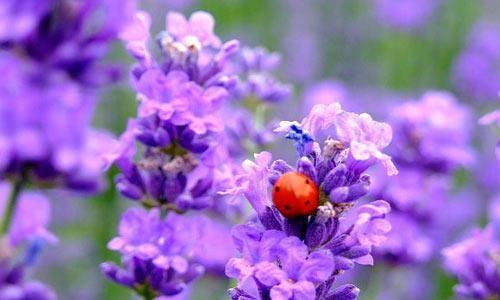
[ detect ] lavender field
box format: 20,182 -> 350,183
0,1 -> 498,299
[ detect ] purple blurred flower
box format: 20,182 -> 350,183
389,91 -> 474,173
0,1 -> 53,42
192,217 -> 236,274
225,103 -> 395,299
442,225 -> 500,299
1,0 -> 138,86
0,53 -> 115,192
374,210 -> 434,264
0,183 -> 56,248
221,46 -> 291,162
0,183 -> 56,300
0,262 -> 56,300
303,80 -> 348,113
280,0 -> 321,83
373,0 -> 440,31
101,207 -> 204,297
453,22 -> 500,101
230,47 -> 292,104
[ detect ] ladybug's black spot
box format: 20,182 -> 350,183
275,186 -> 280,192
304,200 -> 310,206
305,179 -> 310,185
284,204 -> 291,211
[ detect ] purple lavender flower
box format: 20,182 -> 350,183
0,1 -> 53,42
0,183 -> 56,300
1,0 -> 138,86
368,91 -> 477,266
192,217 -> 236,275
442,225 -> 500,299
225,103 -> 395,299
122,10 -> 239,89
373,0 -> 440,31
280,0 -> 321,83
0,262 -> 56,300
0,53 -> 115,192
0,183 -> 56,248
221,46 -> 291,160
453,22 -> 500,101
108,11 -> 242,211
101,207 -> 204,298
389,91 -> 474,173
229,47 -> 291,104
226,225 -> 336,299
303,80 -> 348,113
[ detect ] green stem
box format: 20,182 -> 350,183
1,174 -> 26,235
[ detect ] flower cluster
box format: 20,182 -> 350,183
1,0 -> 138,86
388,91 -> 474,173
371,91 -> 475,265
440,115 -> 500,300
225,103 -> 396,299
103,10 -> 243,298
223,46 -> 292,158
230,47 -> 291,104
453,22 -> 500,102
373,0 -> 440,31
0,53 -> 114,192
101,208 -> 204,297
0,1 -> 137,298
0,183 -> 57,300
0,0 -> 138,192
442,224 -> 500,299
110,10 -> 240,211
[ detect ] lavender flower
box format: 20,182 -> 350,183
229,47 -> 291,104
0,0 -> 138,196
373,0 -> 440,31
0,183 -> 56,248
1,0 -> 138,86
101,207 -> 204,298
0,53 -> 115,193
109,10 -> 241,211
0,262 -> 56,300
122,10 -> 238,89
442,225 -> 500,299
222,47 -> 291,158
389,91 -> 474,173
303,81 -> 348,113
369,91 -> 477,266
0,183 -> 56,300
225,103 -> 395,299
453,22 -> 500,101
0,1 -> 53,42
191,217 -> 236,275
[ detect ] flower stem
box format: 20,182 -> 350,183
0,174 -> 26,236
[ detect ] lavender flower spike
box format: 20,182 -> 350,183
102,207 -> 204,298
226,103 -> 395,299
109,10 -> 240,211
442,225 -> 500,299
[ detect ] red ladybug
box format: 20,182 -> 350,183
272,172 -> 319,219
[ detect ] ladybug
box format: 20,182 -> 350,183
272,172 -> 319,219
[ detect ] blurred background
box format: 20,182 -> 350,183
30,0 -> 498,299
